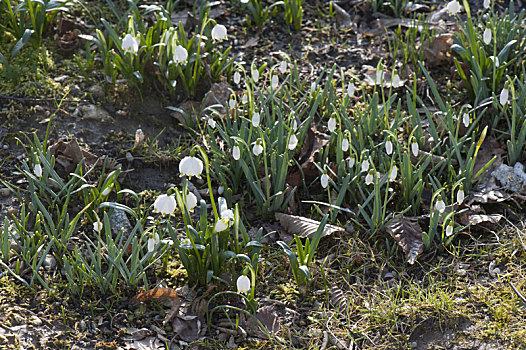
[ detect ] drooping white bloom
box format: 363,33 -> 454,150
252,68 -> 259,83
34,163 -> 42,177
174,45 -> 188,65
211,24 -> 227,41
361,159 -> 369,173
292,119 -> 298,130
389,165 -> 397,181
483,28 -> 492,45
122,34 -> 139,55
229,98 -> 236,109
457,187 -> 465,204
391,74 -> 402,88
446,0 -> 461,15
311,81 -> 317,92
252,112 -> 260,127
279,60 -> 288,74
207,117 -> 216,129
147,233 -> 160,253
237,275 -> 251,294
490,56 -> 499,67
93,221 -> 103,233
241,93 -> 248,104
185,191 -> 198,211
102,186 -> 112,196
179,156 -> 203,179
233,145 -> 241,160
328,117 -> 337,133
500,88 -> 509,106
252,141 -> 263,156
446,222 -> 454,236
234,71 -> 241,85
218,186 -> 224,195
483,0 -> 490,9
320,173 -> 329,189
288,134 -> 298,150
411,142 -> 419,157
341,138 -> 349,152
153,194 -> 177,215
214,217 -> 229,232
462,113 -> 470,128
348,157 -> 355,168
435,196 -> 446,213
271,75 -> 279,90
347,82 -> 355,97
386,140 -> 393,155
240,0 -> 249,3
375,70 -> 385,85
365,171 -> 374,185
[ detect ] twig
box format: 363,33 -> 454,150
0,94 -> 89,104
509,282 -> 526,304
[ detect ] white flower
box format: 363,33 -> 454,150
365,171 -> 374,185
311,82 -> 317,92
389,165 -> 397,181
237,275 -> 251,294
292,119 -> 298,130
233,145 -> 241,160
218,186 -> 224,195
221,209 -> 234,221
490,56 -> 499,67
34,163 -> 42,177
122,34 -> 139,55
153,194 -> 177,215
234,71 -> 241,85
147,233 -> 159,253
181,238 -> 191,246
179,156 -> 203,179
288,134 -> 298,150
328,117 -> 337,133
320,173 -> 329,189
279,60 -> 288,74
185,191 -> 198,211
252,141 -> 263,156
214,218 -> 229,232
207,117 -> 216,129
446,222 -> 454,236
483,28 -> 492,45
252,112 -> 260,127
271,75 -> 279,90
435,197 -> 446,213
348,157 -> 355,168
361,159 -> 369,173
252,68 -> 259,82
347,82 -> 355,97
341,138 -> 349,152
211,24 -> 227,41
240,0 -> 249,3
229,98 -> 236,109
375,70 -> 385,84
446,0 -> 461,15
411,142 -> 419,157
500,88 -> 509,106
241,93 -> 248,104
386,140 -> 393,155
174,45 -> 188,65
391,74 -> 402,88
457,188 -> 465,204
462,113 -> 470,128
93,221 -> 103,233
483,0 -> 490,9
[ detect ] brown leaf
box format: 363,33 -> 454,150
275,212 -> 345,239
329,286 -> 350,310
49,138 -> 101,172
287,128 -> 328,188
246,305 -> 281,339
422,33 -> 454,67
473,136 -> 504,182
172,315 -> 202,342
131,288 -> 179,304
386,216 -> 423,265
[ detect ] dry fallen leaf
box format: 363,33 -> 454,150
49,138 -> 102,172
246,305 -> 281,339
131,288 -> 179,304
422,33 -> 454,67
172,315 -> 202,342
275,212 -> 345,239
386,216 -> 423,265
287,127 -> 328,188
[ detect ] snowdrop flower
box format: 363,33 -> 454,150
122,34 -> 139,55
341,138 -> 349,152
462,113 -> 470,128
207,117 -> 216,129
211,24 -> 227,41
328,117 -> 337,133
375,70 -> 385,85
483,28 -> 492,45
271,75 -> 279,90
279,60 -> 288,74
500,88 -> 509,106
365,170 -> 374,185
218,186 -> 224,195
232,144 -> 241,160
288,134 -> 298,150
361,159 -> 369,173
240,0 -> 249,3
489,56 -> 499,67
385,139 -> 393,155
241,93 -> 248,104
347,82 -> 355,97
234,71 -> 241,85
446,0 -> 461,15
445,222 -> 454,236
185,191 -> 198,211
153,194 -> 177,215
320,173 -> 329,189
179,156 -> 203,179
93,221 -> 103,233
391,74 -> 402,88
229,97 -> 236,109
251,112 -> 260,127
411,141 -> 419,157
147,233 -> 160,253
237,275 -> 251,294
174,45 -> 188,65
34,163 -> 42,177
214,217 -> 229,232
252,140 -> 263,156
389,165 -> 397,181
435,196 -> 446,213
181,237 -> 191,246
311,81 -> 317,92
252,68 -> 259,82
457,186 -> 465,204
483,0 -> 490,9
292,119 -> 298,131
348,157 -> 355,168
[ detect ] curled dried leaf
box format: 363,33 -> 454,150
275,212 -> 345,239
386,216 -> 423,265
131,287 -> 178,304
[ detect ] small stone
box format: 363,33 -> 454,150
0,188 -> 11,197
43,255 -> 57,270
54,75 -> 69,83
79,320 -> 87,331
29,315 -> 42,326
88,85 -> 105,100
